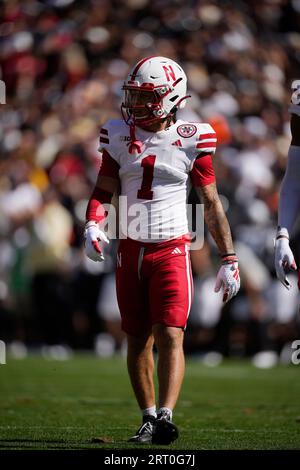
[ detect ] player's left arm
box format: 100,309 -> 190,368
274,81 -> 300,289
84,149 -> 120,262
280,115 -> 300,233
191,154 -> 240,303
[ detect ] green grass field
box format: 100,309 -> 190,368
0,355 -> 300,450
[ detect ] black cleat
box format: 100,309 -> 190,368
152,410 -> 179,445
128,415 -> 156,444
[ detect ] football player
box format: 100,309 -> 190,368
84,56 -> 240,444
275,81 -> 300,289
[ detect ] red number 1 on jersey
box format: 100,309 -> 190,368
137,155 -> 156,200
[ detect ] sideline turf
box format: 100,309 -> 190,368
0,355 -> 299,450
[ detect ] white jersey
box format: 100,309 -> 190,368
289,79 -> 300,116
99,119 -> 216,242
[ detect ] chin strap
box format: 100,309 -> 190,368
128,122 -> 143,154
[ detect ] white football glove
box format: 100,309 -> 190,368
214,255 -> 240,303
274,228 -> 297,289
84,221 -> 109,262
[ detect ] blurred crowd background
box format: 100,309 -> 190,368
1,0 -> 300,366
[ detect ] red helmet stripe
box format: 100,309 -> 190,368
131,56 -> 156,80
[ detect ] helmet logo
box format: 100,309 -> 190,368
177,124 -> 197,138
163,65 -> 176,82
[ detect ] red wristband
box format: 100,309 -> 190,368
222,255 -> 238,265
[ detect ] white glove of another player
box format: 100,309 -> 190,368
274,228 -> 297,289
215,255 -> 240,303
84,221 -> 109,262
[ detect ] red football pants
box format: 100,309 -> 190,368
116,235 -> 193,336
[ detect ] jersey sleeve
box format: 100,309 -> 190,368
187,123 -> 217,186
98,119 -> 120,165
99,149 -> 120,179
194,123 -> 217,155
190,154 -> 216,187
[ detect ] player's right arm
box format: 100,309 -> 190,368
274,81 -> 300,288
189,123 -> 240,303
189,136 -> 240,302
84,125 -> 120,262
194,181 -> 240,303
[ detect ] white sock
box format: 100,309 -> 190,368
158,407 -> 173,420
142,406 -> 156,418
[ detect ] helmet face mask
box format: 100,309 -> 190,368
121,56 -> 189,127
123,88 -> 159,121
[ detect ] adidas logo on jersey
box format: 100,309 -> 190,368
171,247 -> 182,255
171,139 -> 182,147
